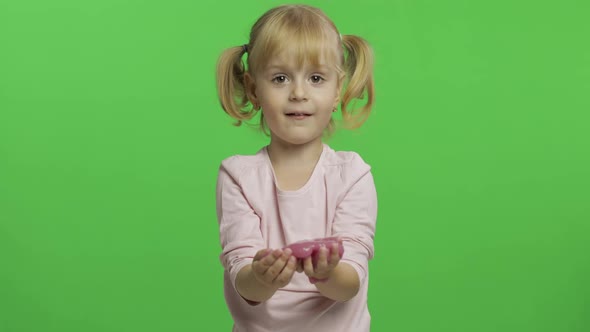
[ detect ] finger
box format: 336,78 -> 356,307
274,255 -> 297,285
252,249 -> 280,275
263,249 -> 291,281
330,243 -> 340,266
303,256 -> 314,276
315,246 -> 330,272
296,260 -> 304,273
257,248 -> 282,263
253,248 -> 271,261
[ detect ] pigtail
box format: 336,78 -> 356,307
215,46 -> 256,126
340,35 -> 375,129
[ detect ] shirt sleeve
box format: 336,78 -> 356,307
331,154 -> 378,285
216,156 -> 265,291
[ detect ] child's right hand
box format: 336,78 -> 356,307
251,248 -> 298,289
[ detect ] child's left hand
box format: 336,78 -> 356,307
302,242 -> 341,282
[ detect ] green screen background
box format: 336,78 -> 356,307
1,0 -> 589,331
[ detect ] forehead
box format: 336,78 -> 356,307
249,25 -> 342,73
263,51 -> 336,71
254,43 -> 341,74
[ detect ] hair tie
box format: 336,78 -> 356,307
242,44 -> 248,53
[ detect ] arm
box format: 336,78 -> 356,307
307,156 -> 378,301
236,264 -> 277,303
217,159 -> 300,304
314,262 -> 359,301
216,158 -> 266,303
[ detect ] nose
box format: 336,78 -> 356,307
289,80 -> 308,101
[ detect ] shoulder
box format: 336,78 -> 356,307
218,148 -> 268,181
322,144 -> 372,181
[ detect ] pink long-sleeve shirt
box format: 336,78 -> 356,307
216,144 -> 377,332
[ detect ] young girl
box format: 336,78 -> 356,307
215,4 -> 377,331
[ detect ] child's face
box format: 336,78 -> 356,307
247,51 -> 341,146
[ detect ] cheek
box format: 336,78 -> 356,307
313,108 -> 333,127
257,91 -> 279,109
321,112 -> 333,125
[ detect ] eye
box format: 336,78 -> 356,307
272,75 -> 288,84
310,75 -> 324,84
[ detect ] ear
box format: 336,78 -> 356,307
244,72 -> 259,109
333,80 -> 343,109
334,74 -> 346,109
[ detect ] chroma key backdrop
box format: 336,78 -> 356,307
1,0 -> 588,331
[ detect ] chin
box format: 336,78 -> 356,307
271,128 -> 324,146
285,135 -> 323,146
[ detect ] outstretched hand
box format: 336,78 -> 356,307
251,248 -> 298,289
303,242 -> 341,281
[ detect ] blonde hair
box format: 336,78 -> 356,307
216,4 -> 375,134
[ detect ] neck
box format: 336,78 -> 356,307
267,137 -> 324,168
